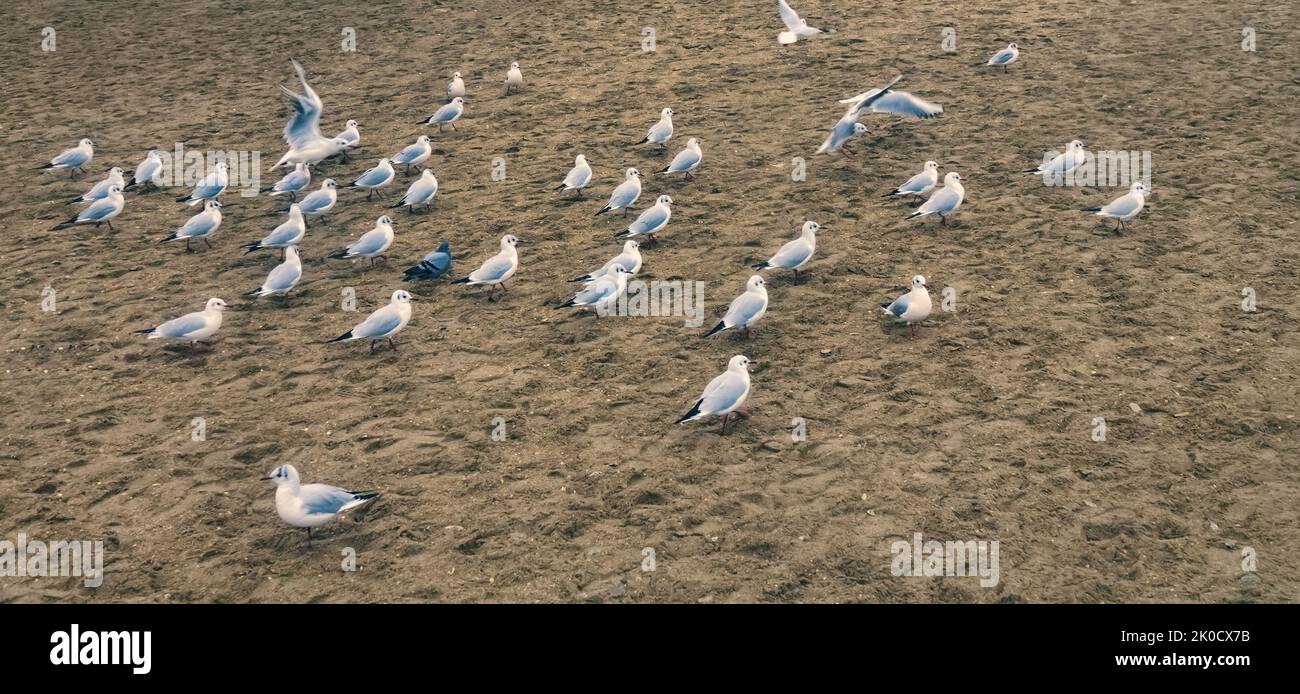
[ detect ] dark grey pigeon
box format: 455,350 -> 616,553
403,242 -> 453,281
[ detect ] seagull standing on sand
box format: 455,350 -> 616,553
403,241 -> 454,282
261,464 -> 379,548
985,43 -> 1020,72
297,179 -> 338,220
51,185 -> 124,231
704,276 -> 769,338
245,245 -> 303,303
505,62 -> 524,93
677,355 -> 753,434
329,215 -> 396,265
881,275 -> 932,338
272,59 -> 350,168
555,266 -> 631,312
906,172 -> 965,225
595,168 -> 641,217
556,154 -> 592,196
1025,139 -> 1086,180
344,158 -> 395,200
243,203 -> 306,258
571,240 -> 643,284
1084,181 -> 1146,233
160,200 -> 222,251
658,138 -> 702,179
126,150 -> 164,191
391,169 -> 439,211
616,195 -> 672,243
175,162 -> 228,206
326,289 -> 414,353
39,138 -> 94,177
635,108 -> 674,147
263,162 -> 312,201
452,234 -> 521,301
335,119 -> 361,153
419,97 -> 465,131
391,135 -> 433,175
446,71 -> 466,100
134,298 -> 227,350
775,0 -> 830,45
753,221 -> 820,282
883,161 -> 940,203
69,167 -> 125,204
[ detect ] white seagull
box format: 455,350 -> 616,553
160,200 -> 223,251
419,96 -> 465,132
1025,139 -> 1086,179
39,138 -> 94,177
446,71 -> 466,100
881,275 -> 932,338
390,169 -> 439,211
635,107 -> 674,147
273,59 -> 350,169
906,172 -> 965,225
326,289 -> 414,353
556,154 -> 592,196
594,168 -> 642,217
753,221 -> 820,282
1084,181 -> 1147,233
297,179 -> 338,219
677,355 -> 753,434
261,464 -> 379,547
505,62 -> 524,93
68,167 -> 125,204
243,203 -> 306,258
329,215 -> 396,265
125,150 -> 164,191
245,245 -> 304,303
883,161 -> 940,202
838,80 -> 943,120
555,266 -> 631,312
616,195 -> 673,243
570,240 -> 643,284
452,234 -> 521,301
391,135 -> 433,175
816,112 -> 870,155
335,119 -> 361,154
52,185 -> 124,231
703,275 -> 769,338
134,297 -> 227,350
344,158 -> 395,200
985,43 -> 1020,72
262,162 -> 312,201
657,138 -> 702,178
175,162 -> 228,206
776,0 -> 830,45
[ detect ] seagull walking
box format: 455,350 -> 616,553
52,185 -> 124,231
677,355 -> 753,434
326,289 -> 414,353
160,200 -> 223,251
68,167 -> 125,204
125,150 -> 164,191
616,195 -> 673,244
634,107 -> 674,147
657,137 -> 702,179
555,266 -> 631,312
906,172 -> 965,225
297,179 -> 338,220
570,240 -> 643,284
985,43 -> 1020,72
329,215 -> 396,265
245,245 -> 304,303
505,62 -> 524,93
175,162 -> 228,206
1084,181 -> 1146,233
243,203 -> 306,258
344,158 -> 395,200
391,135 -> 432,175
595,168 -> 642,217
881,275 -> 932,338
753,221 -> 820,282
262,162 -> 312,202
883,161 -> 940,204
1025,139 -> 1086,180
261,464 -> 379,548
39,138 -> 94,177
703,276 -> 769,338
390,169 -> 438,211
556,154 -> 592,196
418,97 -> 465,132
451,234 -> 521,301
134,298 -> 227,351
446,71 -> 466,100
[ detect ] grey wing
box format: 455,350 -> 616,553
700,372 -> 747,414
885,293 -> 910,317
178,214 -> 217,238
471,254 -> 514,283
769,238 -> 812,268
403,178 -> 434,202
777,0 -> 803,31
669,149 -> 701,172
564,167 -> 591,188
282,60 -> 324,148
829,117 -> 857,148
920,188 -> 957,214
573,280 -> 616,305
990,49 -> 1015,64
51,148 -> 86,167
630,206 -> 668,233
432,103 -> 455,121
298,484 -> 357,515
869,91 -> 943,119
725,292 -> 766,327
354,167 -> 388,187
298,191 -> 328,213
157,312 -> 209,339
264,261 -> 302,292
648,120 -> 672,140
352,305 -> 402,338
278,170 -> 309,191
898,172 -> 930,193
349,229 -> 389,256
392,144 -> 420,163
1101,194 -> 1140,217
610,181 -> 637,207
423,247 -> 452,271
264,221 -> 299,245
79,197 -> 117,221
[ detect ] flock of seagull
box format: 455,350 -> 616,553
34,1 -> 1151,542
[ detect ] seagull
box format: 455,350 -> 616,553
838,83 -> 943,120
262,162 -> 312,202
326,289 -> 414,353
245,245 -> 304,303
753,221 -> 820,282
505,62 -> 524,94
555,266 -> 631,312
272,59 -> 350,168
297,179 -> 338,220
418,96 -> 465,132
906,172 -> 965,225
160,200 -> 223,251
125,150 -> 164,191
334,119 -> 361,159
39,138 -> 94,177
881,275 -> 932,338
134,297 -> 227,350
403,241 -> 453,281
556,154 -> 592,196
390,169 -> 438,211
657,138 -> 702,178
1025,139 -> 1086,179
446,71 -> 466,100
704,275 -> 769,338
595,168 -> 642,217
677,355 -> 753,434
815,112 -> 870,156
243,203 -> 306,258
570,240 -> 643,283
616,195 -> 673,243
261,464 -> 379,548
985,43 -> 1020,72
175,162 -> 228,206
775,0 -> 830,45
1084,181 -> 1146,233
634,107 -> 674,147
329,215 -> 396,265
452,234 -> 521,301
68,167 -> 125,204
344,158 -> 395,200
882,161 -> 940,203
391,135 -> 432,175
51,185 -> 124,231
